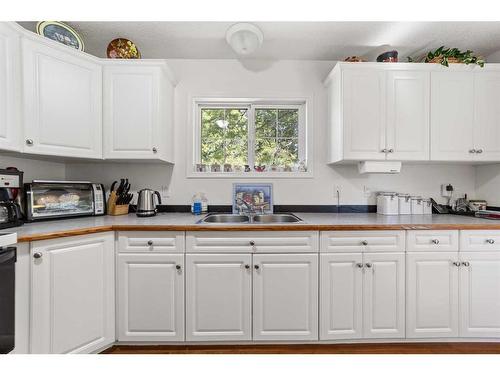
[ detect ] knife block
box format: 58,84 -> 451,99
107,191 -> 129,216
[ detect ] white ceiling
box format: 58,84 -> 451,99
17,21 -> 500,61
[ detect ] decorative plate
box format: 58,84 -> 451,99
36,21 -> 84,51
106,38 -> 141,59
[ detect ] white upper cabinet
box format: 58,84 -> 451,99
473,72 -> 500,161
342,68 -> 386,160
326,63 -> 430,162
0,23 -> 21,151
102,62 -> 175,162
430,72 -> 474,161
386,70 -> 430,160
22,38 -> 102,159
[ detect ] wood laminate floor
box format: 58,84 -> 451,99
101,343 -> 500,354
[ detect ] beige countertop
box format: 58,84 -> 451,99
3,212 -> 500,243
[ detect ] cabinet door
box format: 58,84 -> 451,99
460,252 -> 500,338
0,24 -> 21,151
342,68 -> 386,160
253,254 -> 318,341
430,72 -> 474,161
320,253 -> 363,340
103,65 -> 169,161
386,70 -> 430,161
22,39 -> 102,158
185,254 -> 252,341
117,253 -> 184,341
406,252 -> 459,338
363,252 -> 405,338
473,72 -> 500,161
31,233 -> 115,353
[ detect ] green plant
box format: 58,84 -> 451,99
424,46 -> 485,67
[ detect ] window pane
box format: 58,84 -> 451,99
255,138 -> 277,166
255,109 -> 277,138
278,109 -> 299,137
201,108 -> 248,165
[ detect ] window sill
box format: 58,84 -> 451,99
186,171 -> 313,179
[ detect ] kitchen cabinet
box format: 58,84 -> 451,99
102,62 -> 175,162
185,253 -> 252,341
30,233 -> 115,354
117,253 -> 184,341
0,23 -> 21,152
325,63 -> 430,162
459,252 -> 500,337
406,252 -> 460,338
22,38 -> 102,159
320,252 -> 405,340
253,254 -> 318,341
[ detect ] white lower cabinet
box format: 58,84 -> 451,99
406,252 -> 460,338
459,252 -> 500,337
320,252 -> 405,340
253,254 -> 318,341
185,254 -> 252,341
117,253 -> 184,341
30,233 -> 115,354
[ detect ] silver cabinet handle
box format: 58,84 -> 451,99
381,149 -> 388,153
175,264 -> 181,270
33,252 -> 42,259
356,263 -> 364,268
152,147 -> 158,153
486,239 -> 495,244
254,264 -> 260,270
147,240 -> 154,246
476,149 -> 483,154
453,261 -> 461,267
361,240 -> 368,246
249,241 -> 255,246
432,239 -> 440,245
244,264 -> 250,269
388,149 -> 394,153
26,139 -> 34,145
365,263 -> 373,268
469,149 -> 476,153
461,261 -> 470,267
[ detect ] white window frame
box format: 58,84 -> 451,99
189,97 -> 312,179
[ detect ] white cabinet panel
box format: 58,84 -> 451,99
406,230 -> 459,252
320,253 -> 363,340
103,64 -> 174,161
22,38 -> 102,158
363,252 -> 405,338
342,68 -> 386,160
406,252 -> 459,338
253,254 -> 318,341
430,72 -> 474,161
117,231 -> 185,253
321,231 -> 405,253
30,233 -> 115,353
0,23 -> 21,151
117,253 -> 184,341
460,230 -> 500,252
473,72 -> 500,161
185,254 -> 252,341
459,252 -> 500,337
386,70 -> 430,160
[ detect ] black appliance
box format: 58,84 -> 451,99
0,168 -> 24,230
0,246 -> 16,354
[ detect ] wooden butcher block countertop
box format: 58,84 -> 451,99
4,212 -> 500,243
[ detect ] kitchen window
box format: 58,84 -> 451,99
192,99 -> 309,177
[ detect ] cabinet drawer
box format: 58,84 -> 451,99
320,231 -> 405,252
186,231 -> 319,253
406,230 -> 458,252
460,230 -> 500,251
118,231 -> 185,253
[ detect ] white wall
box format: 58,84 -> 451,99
0,154 -> 66,182
66,59 -> 477,206
475,164 -> 500,207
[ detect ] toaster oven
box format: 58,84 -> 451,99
24,180 -> 106,221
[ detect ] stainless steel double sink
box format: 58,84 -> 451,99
198,213 -> 303,224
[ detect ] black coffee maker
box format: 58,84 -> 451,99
0,168 -> 24,229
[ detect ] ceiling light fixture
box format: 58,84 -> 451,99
225,23 -> 264,56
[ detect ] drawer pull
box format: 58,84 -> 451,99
365,263 -> 373,268
175,264 -> 181,270
431,239 -> 440,245
244,264 -> 250,269
361,240 -> 368,246
486,239 -> 495,244
147,240 -> 154,246
249,241 -> 255,246
33,252 -> 42,259
453,261 -> 461,267
461,261 -> 470,267
254,264 -> 260,270
356,263 -> 364,268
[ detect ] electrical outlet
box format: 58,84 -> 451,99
160,185 -> 170,200
334,185 -> 341,196
363,185 -> 372,198
441,183 -> 454,198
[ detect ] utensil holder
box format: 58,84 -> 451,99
107,191 -> 129,216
